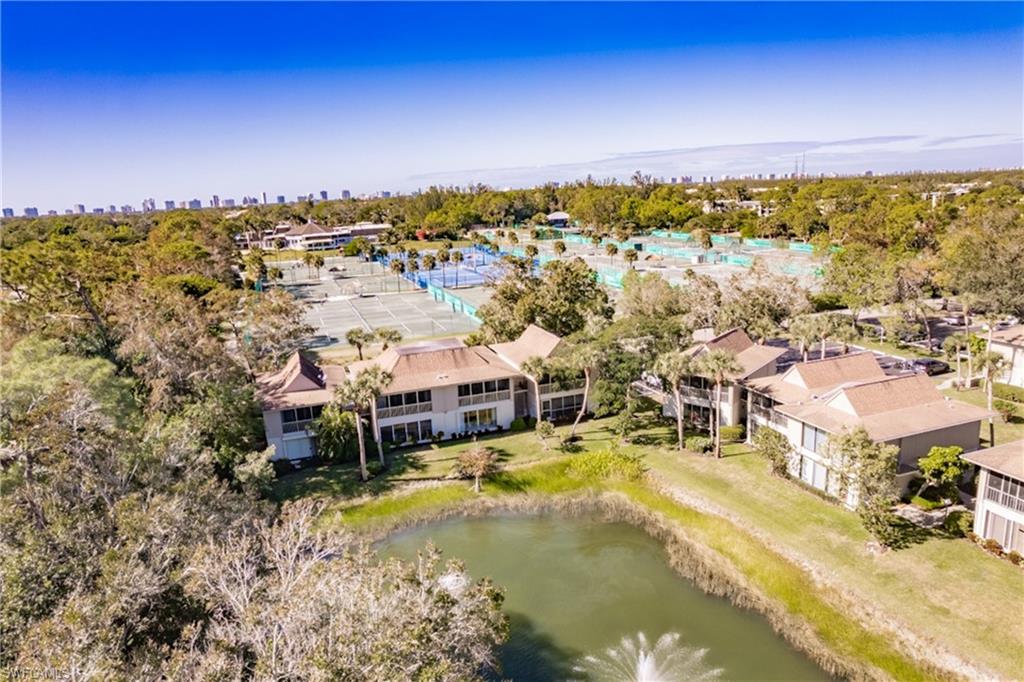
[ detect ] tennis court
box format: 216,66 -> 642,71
282,275 -> 480,348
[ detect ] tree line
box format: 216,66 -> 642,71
0,210 -> 507,677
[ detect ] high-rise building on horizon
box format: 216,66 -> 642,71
1,208 -> 13,218
75,204 -> 86,214
24,207 -> 39,217
261,191 -> 267,205
187,198 -> 202,210
211,195 -> 220,208
142,198 -> 156,212
320,190 -> 328,201
108,204 -> 117,214
165,200 -> 176,210
223,198 -> 235,208
65,209 -> 73,215
47,210 -> 58,216
341,189 -> 351,199
93,208 -> 104,214
276,195 -> 286,204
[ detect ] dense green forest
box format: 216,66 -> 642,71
1,169 -> 1022,677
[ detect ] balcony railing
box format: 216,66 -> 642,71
539,379 -> 586,395
680,385 -> 712,402
377,402 -> 433,420
457,390 -> 511,407
985,486 -> 1024,514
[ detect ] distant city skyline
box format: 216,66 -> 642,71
2,2 -> 1022,208
8,133 -> 1024,218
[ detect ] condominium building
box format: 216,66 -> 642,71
257,326 -> 590,462
965,440 -> 1024,553
746,353 -> 993,503
653,328 -> 786,428
989,325 -> 1024,388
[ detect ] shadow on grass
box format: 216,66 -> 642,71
272,450 -> 429,503
882,516 -> 936,551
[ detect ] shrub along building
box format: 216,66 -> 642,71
745,352 -> 995,503
256,325 -> 592,461
963,440 -> 1024,554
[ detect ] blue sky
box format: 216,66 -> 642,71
3,2 -> 1022,211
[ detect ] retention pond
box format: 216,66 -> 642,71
380,515 -> 829,680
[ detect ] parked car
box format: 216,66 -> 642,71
910,358 -> 950,376
942,315 -> 967,326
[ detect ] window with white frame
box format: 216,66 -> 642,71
379,419 -> 433,444
462,408 -> 497,431
542,393 -> 584,420
986,471 -> 1024,514
281,405 -> 323,433
457,379 -> 511,406
458,379 -> 510,397
377,390 -> 432,410
800,423 -> 829,455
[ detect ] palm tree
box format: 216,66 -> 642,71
692,228 -> 713,250
311,403 -> 357,462
422,253 -> 436,276
553,240 -> 567,258
520,356 -> 549,427
832,319 -> 857,355
524,244 -> 539,261
943,333 -> 967,388
623,248 -> 638,269
978,351 -> 1008,445
376,327 -> 402,351
437,248 -> 450,286
389,258 -> 405,291
451,250 -> 464,288
509,232 -> 519,246
788,315 -> 818,362
334,374 -> 375,481
359,365 -> 393,467
563,344 -> 600,439
345,327 -> 374,360
605,243 -> 619,264
654,350 -> 695,451
696,349 -> 742,458
312,253 -> 325,279
407,258 -> 420,286
301,251 -> 315,278
406,247 -> 419,262
815,313 -> 848,359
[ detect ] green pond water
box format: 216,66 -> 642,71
380,515 -> 829,681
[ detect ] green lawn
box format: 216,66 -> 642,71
271,417 -> 1024,679
852,337 -> 938,360
941,386 -> 1024,445
641,442 -> 1024,680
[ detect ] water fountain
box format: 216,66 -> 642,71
573,632 -> 723,682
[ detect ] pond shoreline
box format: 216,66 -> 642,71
344,482 -> 955,681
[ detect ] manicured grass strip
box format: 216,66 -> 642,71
616,482 -> 936,682
325,484 -> 475,530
